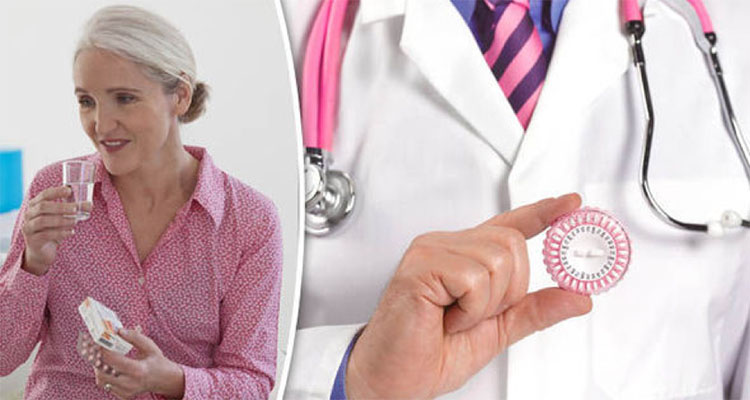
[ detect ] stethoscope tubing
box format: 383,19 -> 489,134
625,0 -> 750,232
713,61 -> 750,182
630,26 -> 707,232
302,0 -> 348,151
302,0 -> 750,235
622,0 -> 713,33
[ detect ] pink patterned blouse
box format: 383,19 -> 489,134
0,146 -> 282,399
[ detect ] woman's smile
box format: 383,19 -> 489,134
99,139 -> 131,153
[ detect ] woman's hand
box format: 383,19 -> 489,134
346,194 -> 594,399
94,328 -> 185,400
21,186 -> 81,276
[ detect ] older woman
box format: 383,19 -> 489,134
0,5 -> 281,399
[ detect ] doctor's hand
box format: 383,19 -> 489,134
346,194 -> 592,399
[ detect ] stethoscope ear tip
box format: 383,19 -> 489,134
706,210 -> 744,237
720,210 -> 743,228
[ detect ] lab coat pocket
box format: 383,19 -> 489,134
584,177 -> 749,399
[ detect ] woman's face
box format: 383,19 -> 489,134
73,49 -> 188,177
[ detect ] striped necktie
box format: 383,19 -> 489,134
470,0 -> 547,129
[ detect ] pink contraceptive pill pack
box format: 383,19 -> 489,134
543,207 -> 632,295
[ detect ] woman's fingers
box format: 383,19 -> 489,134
33,228 -> 75,244
30,200 -> 78,217
29,186 -> 72,207
23,188 -> 78,241
21,186 -> 82,274
24,186 -> 77,231
25,215 -> 76,234
95,368 -> 131,399
100,348 -> 142,378
118,328 -> 160,355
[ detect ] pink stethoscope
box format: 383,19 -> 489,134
623,0 -> 750,235
301,0 -> 353,235
303,0 -> 750,236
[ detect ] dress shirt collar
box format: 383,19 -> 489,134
87,146 -> 225,227
187,146 -> 226,227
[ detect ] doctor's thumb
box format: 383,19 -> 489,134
499,287 -> 592,347
484,193 -> 582,239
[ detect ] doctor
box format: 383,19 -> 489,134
283,0 -> 750,398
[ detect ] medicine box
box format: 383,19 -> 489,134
78,297 -> 133,355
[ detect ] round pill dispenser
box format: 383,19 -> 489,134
543,208 -> 632,295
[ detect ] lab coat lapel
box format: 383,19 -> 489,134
399,0 -> 524,166
509,0 -> 632,200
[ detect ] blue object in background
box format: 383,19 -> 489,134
0,149 -> 23,213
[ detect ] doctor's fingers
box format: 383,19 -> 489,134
401,242 -> 500,334
423,227 -> 530,317
497,287 -> 592,349
484,193 -> 582,238
434,252 -> 494,335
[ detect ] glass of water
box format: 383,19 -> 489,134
63,160 -> 95,221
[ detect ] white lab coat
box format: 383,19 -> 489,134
282,0 -> 750,398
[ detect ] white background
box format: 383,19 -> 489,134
0,1 -> 302,398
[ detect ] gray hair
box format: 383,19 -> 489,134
75,5 -> 209,123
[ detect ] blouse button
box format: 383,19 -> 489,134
138,276 -> 145,286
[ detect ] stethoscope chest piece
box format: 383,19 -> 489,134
305,161 -> 326,205
543,208 -> 632,295
304,156 -> 356,236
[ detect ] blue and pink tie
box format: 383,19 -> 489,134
470,0 -> 547,129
